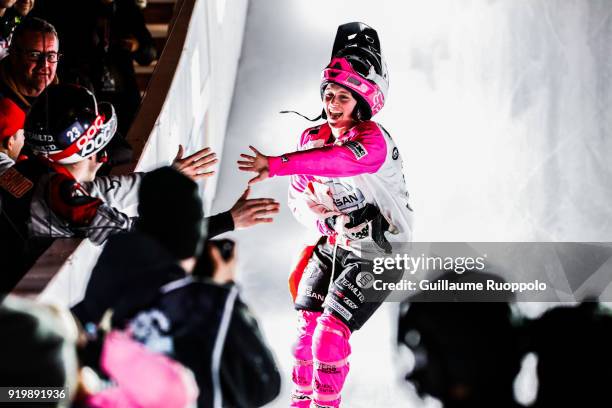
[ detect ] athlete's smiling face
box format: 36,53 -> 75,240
323,83 -> 357,130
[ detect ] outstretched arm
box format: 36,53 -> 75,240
238,122 -> 387,182
228,186 -> 280,229
207,187 -> 280,237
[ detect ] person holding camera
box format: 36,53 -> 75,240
74,166 -> 280,407
119,239 -> 282,408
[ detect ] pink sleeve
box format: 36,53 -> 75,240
287,128 -> 317,195
269,121 -> 387,178
89,331 -> 198,408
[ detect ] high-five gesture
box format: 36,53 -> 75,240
172,144 -> 218,181
229,186 -> 280,229
237,145 -> 270,184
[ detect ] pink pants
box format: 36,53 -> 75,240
291,310 -> 351,407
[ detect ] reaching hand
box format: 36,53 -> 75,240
229,186 -> 280,229
237,146 -> 270,185
172,144 -> 218,181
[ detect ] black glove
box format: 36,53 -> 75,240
344,204 -> 380,228
85,204 -> 133,245
370,210 -> 392,254
324,215 -> 338,232
330,204 -> 392,254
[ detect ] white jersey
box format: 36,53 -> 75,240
268,120 -> 413,255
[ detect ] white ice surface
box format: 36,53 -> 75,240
211,1 -> 612,406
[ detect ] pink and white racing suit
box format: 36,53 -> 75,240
269,120 -> 413,254
270,120 -> 413,407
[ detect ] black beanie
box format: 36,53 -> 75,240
137,166 -> 206,260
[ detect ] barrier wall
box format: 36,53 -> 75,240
16,0 -> 249,306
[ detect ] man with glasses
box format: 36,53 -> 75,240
0,16 -> 58,117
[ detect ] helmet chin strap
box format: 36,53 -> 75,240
279,110 -> 324,122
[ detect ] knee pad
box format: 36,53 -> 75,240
312,313 -> 351,364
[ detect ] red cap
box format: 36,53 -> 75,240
0,98 -> 26,141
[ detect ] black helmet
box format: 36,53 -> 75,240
321,22 -> 389,120
24,84 -> 117,164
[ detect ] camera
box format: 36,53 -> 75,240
192,239 -> 235,278
209,239 -> 235,261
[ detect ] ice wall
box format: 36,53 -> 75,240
392,1 -> 612,241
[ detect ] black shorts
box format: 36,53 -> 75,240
294,237 -> 402,331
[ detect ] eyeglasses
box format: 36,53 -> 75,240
19,50 -> 61,63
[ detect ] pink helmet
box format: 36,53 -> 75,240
321,22 -> 389,119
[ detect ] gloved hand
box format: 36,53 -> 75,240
324,204 -> 392,253
85,204 -> 133,245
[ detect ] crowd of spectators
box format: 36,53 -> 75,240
0,2 -> 281,407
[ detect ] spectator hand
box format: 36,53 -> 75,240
229,187 -> 280,229
237,146 -> 270,184
172,144 -> 217,181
